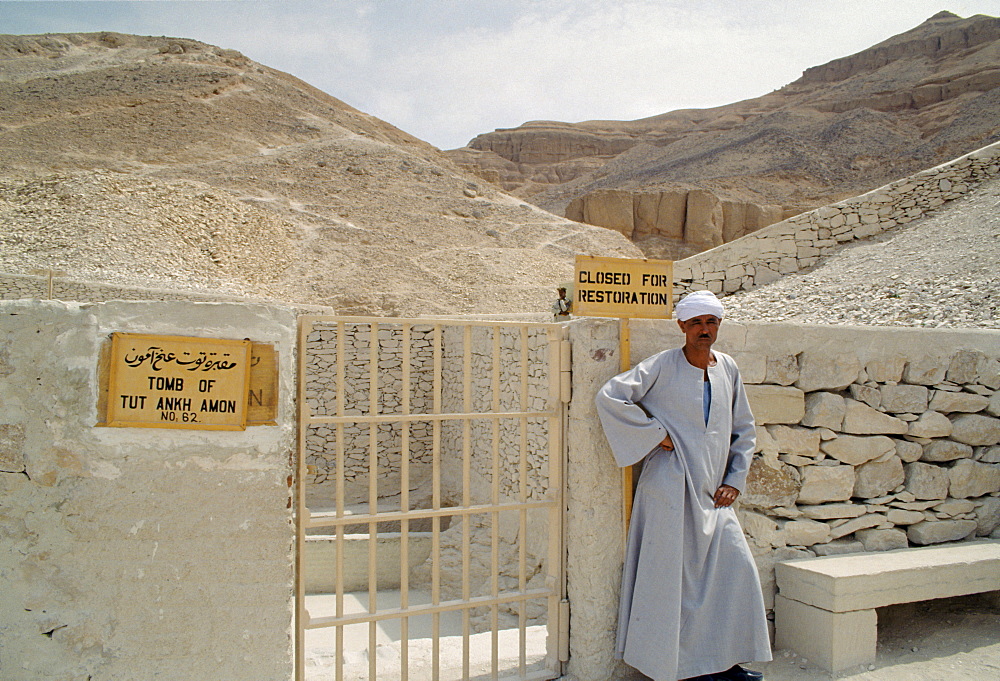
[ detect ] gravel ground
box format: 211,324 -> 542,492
723,176 -> 1000,329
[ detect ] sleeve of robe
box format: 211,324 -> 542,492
721,357 -> 756,492
594,355 -> 669,468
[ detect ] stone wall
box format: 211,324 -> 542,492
303,321 -> 557,509
565,317 -> 1000,681
673,140 -> 1000,297
0,300 -> 297,681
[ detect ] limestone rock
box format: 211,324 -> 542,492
886,508 -> 926,525
929,390 -> 989,413
739,509 -> 783,549
950,413 -> 1000,446
849,384 -> 881,409
907,410 -> 953,438
582,189 -> 635,238
921,440 -> 973,462
766,425 -> 821,457
948,459 -> 1000,498
812,539 -> 864,556
895,439 -> 923,463
907,519 -> 977,545
820,434 -> 895,465
742,457 -> 800,509
799,502 -> 867,520
865,356 -> 907,383
797,465 -> 855,504
854,456 -> 905,498
745,385 -> 805,424
975,497 -> 1000,536
904,461 -> 950,500
989,392 -> 1000,418
841,399 -> 908,434
766,355 -> 800,386
796,351 -> 861,392
801,391 -> 846,430
855,528 -> 908,551
0,423 -> 26,473
880,384 -> 928,413
946,349 -> 986,384
685,189 -> 724,249
828,513 -> 887,540
902,357 -> 949,385
780,518 -> 832,547
979,445 -> 1000,463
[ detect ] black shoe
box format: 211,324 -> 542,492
718,665 -> 763,681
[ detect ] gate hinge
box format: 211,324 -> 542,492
558,599 -> 570,662
559,340 -> 572,403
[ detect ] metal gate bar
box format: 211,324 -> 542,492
295,316 -> 566,681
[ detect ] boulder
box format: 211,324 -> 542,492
828,513 -> 887,540
946,350 -> 985,384
865,356 -> 906,383
895,439 -> 923,463
799,503 -> 867,520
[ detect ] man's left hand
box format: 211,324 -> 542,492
713,484 -> 739,508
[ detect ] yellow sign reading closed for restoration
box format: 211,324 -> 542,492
573,255 -> 673,319
104,333 -> 252,430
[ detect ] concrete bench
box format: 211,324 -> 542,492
774,541 -> 1000,673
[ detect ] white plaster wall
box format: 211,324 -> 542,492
0,300 -> 297,681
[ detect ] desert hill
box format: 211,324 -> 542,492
0,32 -> 637,316
449,11 -> 1000,259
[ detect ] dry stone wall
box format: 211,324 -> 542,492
673,141 -> 1000,297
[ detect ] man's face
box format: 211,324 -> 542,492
677,314 -> 720,349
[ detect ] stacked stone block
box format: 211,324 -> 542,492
673,141 -> 1000,297
734,339 -> 1000,611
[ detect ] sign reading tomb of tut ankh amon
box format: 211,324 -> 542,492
103,333 -> 253,430
574,255 -> 673,319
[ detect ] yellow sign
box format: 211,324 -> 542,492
104,333 -> 252,430
573,255 -> 673,319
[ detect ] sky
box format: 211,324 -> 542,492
3,1 -> 999,150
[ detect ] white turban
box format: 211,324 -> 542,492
675,290 -> 724,321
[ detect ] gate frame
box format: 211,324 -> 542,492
294,316 -> 570,681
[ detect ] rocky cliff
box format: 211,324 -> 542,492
448,12 -> 1000,257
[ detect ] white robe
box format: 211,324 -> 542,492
595,347 -> 772,681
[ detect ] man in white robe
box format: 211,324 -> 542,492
595,290 -> 771,681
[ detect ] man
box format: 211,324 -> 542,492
552,286 -> 571,319
595,290 -> 771,681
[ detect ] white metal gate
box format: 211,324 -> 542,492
295,316 -> 568,681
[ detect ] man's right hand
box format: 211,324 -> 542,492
659,434 -> 674,451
